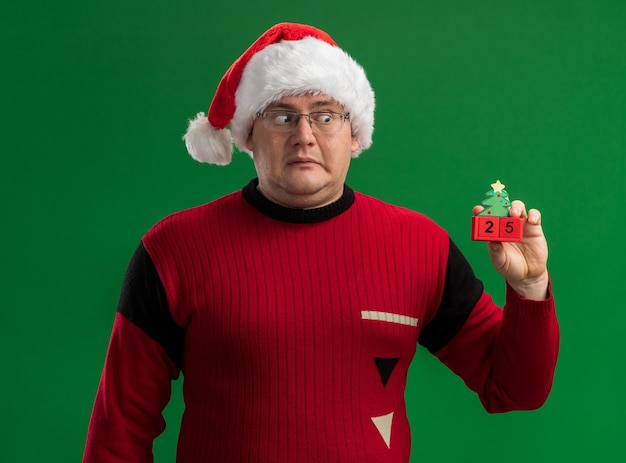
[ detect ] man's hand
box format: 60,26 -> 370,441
473,200 -> 549,300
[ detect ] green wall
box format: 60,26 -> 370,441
2,1 -> 624,461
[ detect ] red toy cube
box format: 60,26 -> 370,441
472,216 -> 499,240
497,217 -> 523,241
472,216 -> 523,242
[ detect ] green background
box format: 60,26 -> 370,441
2,0 -> 624,461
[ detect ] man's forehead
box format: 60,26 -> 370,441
266,94 -> 344,110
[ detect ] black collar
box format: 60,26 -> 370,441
242,178 -> 355,224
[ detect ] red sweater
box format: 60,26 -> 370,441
84,180 -> 559,463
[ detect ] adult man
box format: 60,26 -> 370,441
84,22 -> 559,463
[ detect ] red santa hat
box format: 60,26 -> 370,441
183,22 -> 375,165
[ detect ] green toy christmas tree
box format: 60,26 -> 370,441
471,180 -> 523,242
477,180 -> 511,217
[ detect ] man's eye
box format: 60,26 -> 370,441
272,113 -> 294,124
313,113 -> 333,124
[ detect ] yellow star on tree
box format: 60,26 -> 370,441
491,180 -> 505,193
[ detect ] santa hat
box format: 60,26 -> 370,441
183,22 -> 375,165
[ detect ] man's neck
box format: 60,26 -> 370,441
242,178 -> 355,224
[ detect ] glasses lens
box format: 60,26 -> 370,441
310,113 -> 337,131
269,112 -> 296,127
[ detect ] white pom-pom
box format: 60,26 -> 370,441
183,113 -> 233,165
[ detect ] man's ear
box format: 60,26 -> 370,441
351,137 -> 360,154
246,128 -> 254,152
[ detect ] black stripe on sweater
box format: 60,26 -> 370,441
117,242 -> 185,370
418,239 -> 484,352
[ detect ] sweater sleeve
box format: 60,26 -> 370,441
83,242 -> 185,462
421,239 -> 559,413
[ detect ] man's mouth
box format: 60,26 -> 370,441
288,157 -> 319,166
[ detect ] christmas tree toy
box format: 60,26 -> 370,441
471,180 -> 523,242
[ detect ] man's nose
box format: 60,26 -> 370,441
291,115 -> 316,143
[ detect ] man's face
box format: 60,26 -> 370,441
246,94 -> 360,209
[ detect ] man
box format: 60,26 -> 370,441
84,22 -> 559,463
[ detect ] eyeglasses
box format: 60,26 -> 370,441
255,110 -> 350,134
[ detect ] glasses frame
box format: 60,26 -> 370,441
255,110 -> 351,133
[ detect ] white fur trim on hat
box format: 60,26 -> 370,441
231,36 -> 375,158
